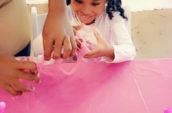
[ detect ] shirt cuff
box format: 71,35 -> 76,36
100,44 -> 136,63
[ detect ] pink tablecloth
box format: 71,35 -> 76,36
0,59 -> 172,113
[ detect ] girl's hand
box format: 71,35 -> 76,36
84,29 -> 114,60
0,55 -> 39,96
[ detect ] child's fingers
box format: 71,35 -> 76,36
76,39 -> 83,51
73,24 -> 84,35
93,28 -> 101,42
84,49 -> 100,58
72,27 -> 78,35
73,24 -> 84,31
93,28 -> 106,44
76,38 -> 82,49
72,26 -> 81,31
78,38 -> 83,42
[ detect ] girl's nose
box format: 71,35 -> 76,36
81,7 -> 92,15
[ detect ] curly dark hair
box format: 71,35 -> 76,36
66,0 -> 128,20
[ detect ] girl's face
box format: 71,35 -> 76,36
71,0 -> 107,25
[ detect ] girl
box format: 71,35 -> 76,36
66,0 -> 136,63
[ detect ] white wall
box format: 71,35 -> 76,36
26,0 -> 47,4
123,0 -> 172,12
26,0 -> 172,12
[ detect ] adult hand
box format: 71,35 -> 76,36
0,55 -> 39,96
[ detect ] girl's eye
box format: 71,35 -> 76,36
75,0 -> 83,4
91,3 -> 100,6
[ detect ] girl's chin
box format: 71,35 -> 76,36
81,19 -> 95,25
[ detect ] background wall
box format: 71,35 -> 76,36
122,0 -> 172,12
26,0 -> 172,12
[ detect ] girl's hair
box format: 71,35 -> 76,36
106,0 -> 128,20
66,0 -> 128,20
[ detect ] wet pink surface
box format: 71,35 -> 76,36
0,59 -> 172,113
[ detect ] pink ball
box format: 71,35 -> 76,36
0,101 -> 6,113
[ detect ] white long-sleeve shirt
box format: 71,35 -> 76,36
67,6 -> 136,63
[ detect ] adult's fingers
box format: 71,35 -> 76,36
11,81 -> 33,93
53,36 -> 64,59
63,37 -> 72,59
43,35 -> 54,60
16,71 -> 40,83
16,61 -> 38,74
1,83 -> 22,96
